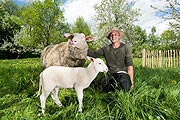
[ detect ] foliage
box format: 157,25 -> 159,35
160,29 -> 180,49
19,0 -> 70,49
0,58 -> 180,119
0,0 -> 21,46
0,0 -> 72,59
71,16 -> 91,36
145,27 -> 160,50
0,0 -> 20,16
0,0 -> 23,58
126,25 -> 147,57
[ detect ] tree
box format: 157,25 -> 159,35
146,27 -> 160,50
93,0 -> 140,46
160,29 -> 179,49
19,0 -> 70,49
0,0 -> 21,46
0,0 -> 19,16
151,0 -> 180,34
0,0 -> 22,58
126,25 -> 147,57
71,16 -> 91,36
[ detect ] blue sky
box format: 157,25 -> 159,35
12,0 -> 172,35
12,0 -> 25,6
13,0 -> 67,5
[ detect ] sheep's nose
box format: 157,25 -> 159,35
104,68 -> 108,73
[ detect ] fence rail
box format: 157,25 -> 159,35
142,49 -> 180,68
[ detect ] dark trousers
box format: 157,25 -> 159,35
95,73 -> 132,92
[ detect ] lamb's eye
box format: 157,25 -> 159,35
99,63 -> 101,65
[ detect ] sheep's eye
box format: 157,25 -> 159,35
98,63 -> 101,65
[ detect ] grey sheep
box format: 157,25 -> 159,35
41,33 -> 93,68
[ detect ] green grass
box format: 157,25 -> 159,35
0,58 -> 180,120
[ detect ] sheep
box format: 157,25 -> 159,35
37,57 -> 108,114
41,33 -> 93,68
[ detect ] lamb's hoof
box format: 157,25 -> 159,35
58,104 -> 63,108
78,108 -> 82,112
38,113 -> 44,117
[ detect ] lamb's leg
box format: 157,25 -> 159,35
40,86 -> 53,114
75,87 -> 83,112
51,87 -> 62,107
40,92 -> 50,114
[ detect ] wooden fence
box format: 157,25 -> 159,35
142,49 -> 180,68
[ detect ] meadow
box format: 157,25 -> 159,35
0,58 -> 179,120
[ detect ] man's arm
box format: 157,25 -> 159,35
87,48 -> 104,58
127,65 -> 134,90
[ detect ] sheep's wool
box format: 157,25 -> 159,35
41,38 -> 88,68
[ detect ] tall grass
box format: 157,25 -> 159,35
0,58 -> 179,120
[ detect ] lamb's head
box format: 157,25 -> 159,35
64,33 -> 93,49
89,57 -> 108,73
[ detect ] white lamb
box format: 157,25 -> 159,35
37,57 -> 108,114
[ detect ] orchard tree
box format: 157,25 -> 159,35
19,0 -> 70,49
160,29 -> 179,49
93,0 -> 140,46
71,16 -> 91,36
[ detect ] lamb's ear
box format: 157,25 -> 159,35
64,33 -> 73,39
85,36 -> 93,42
87,56 -> 95,62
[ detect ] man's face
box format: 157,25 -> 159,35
109,31 -> 121,43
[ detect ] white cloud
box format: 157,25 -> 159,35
63,0 -> 171,35
133,0 -> 170,34
62,0 -> 101,32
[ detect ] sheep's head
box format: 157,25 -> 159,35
88,57 -> 108,73
64,33 -> 93,49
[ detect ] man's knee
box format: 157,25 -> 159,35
117,73 -> 132,91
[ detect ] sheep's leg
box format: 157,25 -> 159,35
40,92 -> 49,114
75,87 -> 83,112
51,87 -> 62,107
40,86 -> 53,114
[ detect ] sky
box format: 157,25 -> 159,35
12,0 -> 172,35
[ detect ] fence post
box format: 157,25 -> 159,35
142,49 -> 146,67
159,50 -> 162,67
142,49 -> 179,68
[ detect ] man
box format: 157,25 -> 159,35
88,28 -> 134,92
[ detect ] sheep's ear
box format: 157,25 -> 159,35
85,36 -> 93,42
64,33 -> 73,39
87,56 -> 95,62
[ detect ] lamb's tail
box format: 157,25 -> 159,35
37,72 -> 43,97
